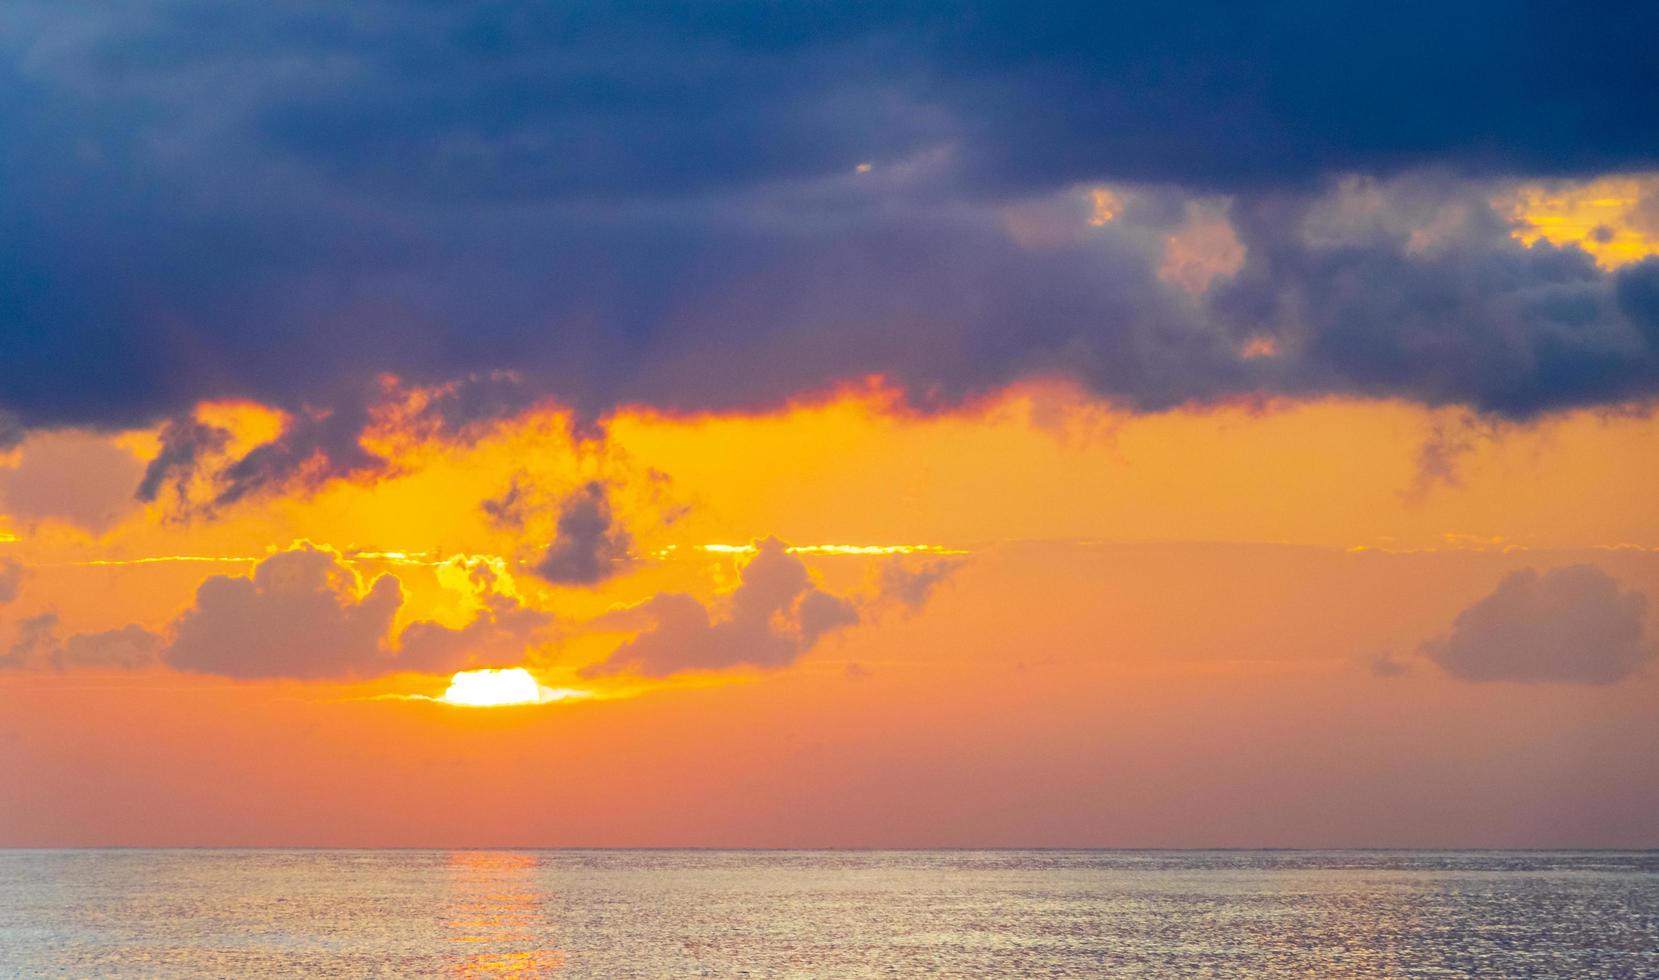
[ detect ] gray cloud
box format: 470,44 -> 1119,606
534,482 -> 632,585
1210,184 -> 1659,418
0,546 -> 554,679
0,432 -> 146,533
1369,652 -> 1412,678
129,375 -> 542,514
209,400 -> 387,509
0,557 -> 21,603
481,477 -> 530,529
0,612 -> 158,671
1,613 -> 58,670
55,625 -> 161,671
134,416 -> 232,504
876,557 -> 967,611
157,544 -> 553,679
163,544 -> 404,678
584,537 -> 858,677
1421,565 -> 1653,684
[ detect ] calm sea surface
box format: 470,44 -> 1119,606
0,850 -> 1655,977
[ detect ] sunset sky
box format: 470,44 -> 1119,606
2,1 -> 1658,847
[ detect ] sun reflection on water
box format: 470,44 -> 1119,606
445,851 -> 565,976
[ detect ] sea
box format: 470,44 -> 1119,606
0,850 -> 1655,977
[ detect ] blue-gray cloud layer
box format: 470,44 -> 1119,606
3,0 -> 1659,435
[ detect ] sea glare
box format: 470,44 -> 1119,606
0,850 -> 1655,977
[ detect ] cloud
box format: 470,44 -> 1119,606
155,544 -> 554,679
395,564 -> 552,675
1369,652 -> 1412,678
0,612 -> 158,671
1,1 -> 1658,450
134,416 -> 232,503
584,537 -> 858,677
1421,565 -> 1653,684
0,557 -> 21,603
876,557 -> 967,611
162,544 -> 405,678
1,546 -> 553,680
1213,188 -> 1659,418
143,374 -> 540,510
56,625 -> 161,670
1,613 -> 57,670
0,546 -> 554,679
1403,412 -> 1501,502
481,477 -> 530,529
210,401 -> 388,508
1620,259 -> 1659,346
0,432 -> 146,533
534,482 -> 632,585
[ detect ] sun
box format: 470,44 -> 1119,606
440,668 -> 545,707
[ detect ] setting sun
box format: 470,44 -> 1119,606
440,668 -> 544,707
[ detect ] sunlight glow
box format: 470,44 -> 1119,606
1088,187 -> 1120,225
693,543 -> 971,557
1499,175 -> 1659,269
440,668 -> 546,707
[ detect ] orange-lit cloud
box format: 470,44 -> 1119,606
1499,173 -> 1659,269
1157,199 -> 1245,294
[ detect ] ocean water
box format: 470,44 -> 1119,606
0,850 -> 1655,977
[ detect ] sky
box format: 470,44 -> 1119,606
2,0 -> 1658,847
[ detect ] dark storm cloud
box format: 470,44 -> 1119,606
1421,565 -> 1653,684
3,0 -> 1659,444
931,2 -> 1659,193
1211,196 -> 1659,418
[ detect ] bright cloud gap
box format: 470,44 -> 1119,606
663,543 -> 972,558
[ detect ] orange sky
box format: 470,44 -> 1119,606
2,384 -> 1657,846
